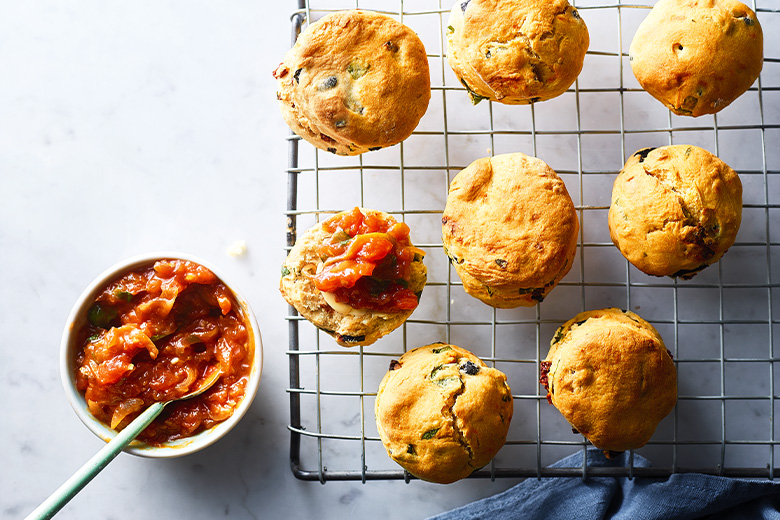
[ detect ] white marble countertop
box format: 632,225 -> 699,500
2,1 -> 779,519
0,2 -> 524,519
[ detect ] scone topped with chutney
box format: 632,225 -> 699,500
273,10 -> 431,155
280,207 -> 426,347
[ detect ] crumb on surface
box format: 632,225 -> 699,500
227,240 -> 247,257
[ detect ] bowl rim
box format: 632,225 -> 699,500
59,250 -> 263,458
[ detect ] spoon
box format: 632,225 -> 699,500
25,367 -> 223,520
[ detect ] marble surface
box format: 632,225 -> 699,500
2,1 -> 779,519
0,2 -> 519,519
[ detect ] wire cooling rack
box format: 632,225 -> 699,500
284,0 -> 780,481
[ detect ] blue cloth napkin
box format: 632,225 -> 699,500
427,449 -> 780,520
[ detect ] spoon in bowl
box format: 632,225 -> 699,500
25,366 -> 223,520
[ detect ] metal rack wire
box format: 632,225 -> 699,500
285,0 -> 780,482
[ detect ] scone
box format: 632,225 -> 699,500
540,308 -> 677,456
273,10 -> 431,155
629,0 -> 763,117
609,145 -> 742,279
280,207 -> 426,347
441,153 -> 578,308
375,343 -> 513,483
446,0 -> 589,104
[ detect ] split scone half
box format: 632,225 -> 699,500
629,0 -> 763,117
280,207 -> 426,347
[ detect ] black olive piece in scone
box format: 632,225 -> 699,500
540,308 -> 677,457
447,0 -> 589,105
441,152 -> 578,308
375,343 -> 513,483
273,10 -> 431,155
280,207 -> 426,347
629,0 -> 763,117
608,145 -> 742,280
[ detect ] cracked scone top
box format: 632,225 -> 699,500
629,0 -> 763,117
446,0 -> 589,104
442,152 -> 578,308
375,343 -> 513,484
273,10 -> 431,156
541,309 -> 677,456
609,145 -> 742,279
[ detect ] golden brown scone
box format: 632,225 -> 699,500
540,308 -> 677,456
280,208 -> 426,347
629,0 -> 763,117
608,145 -> 742,279
375,343 -> 513,483
442,153 -> 578,308
446,0 -> 589,104
273,10 -> 431,155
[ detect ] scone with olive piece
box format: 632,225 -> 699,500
280,207 -> 426,347
442,152 -> 578,308
609,145 -> 742,280
540,309 -> 677,457
273,10 -> 431,155
375,343 -> 513,484
629,0 -> 763,117
446,0 -> 589,104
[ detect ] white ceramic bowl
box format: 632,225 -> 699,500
60,251 -> 263,458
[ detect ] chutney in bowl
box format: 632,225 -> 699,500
60,252 -> 262,457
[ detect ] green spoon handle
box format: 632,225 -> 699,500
25,402 -> 165,520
